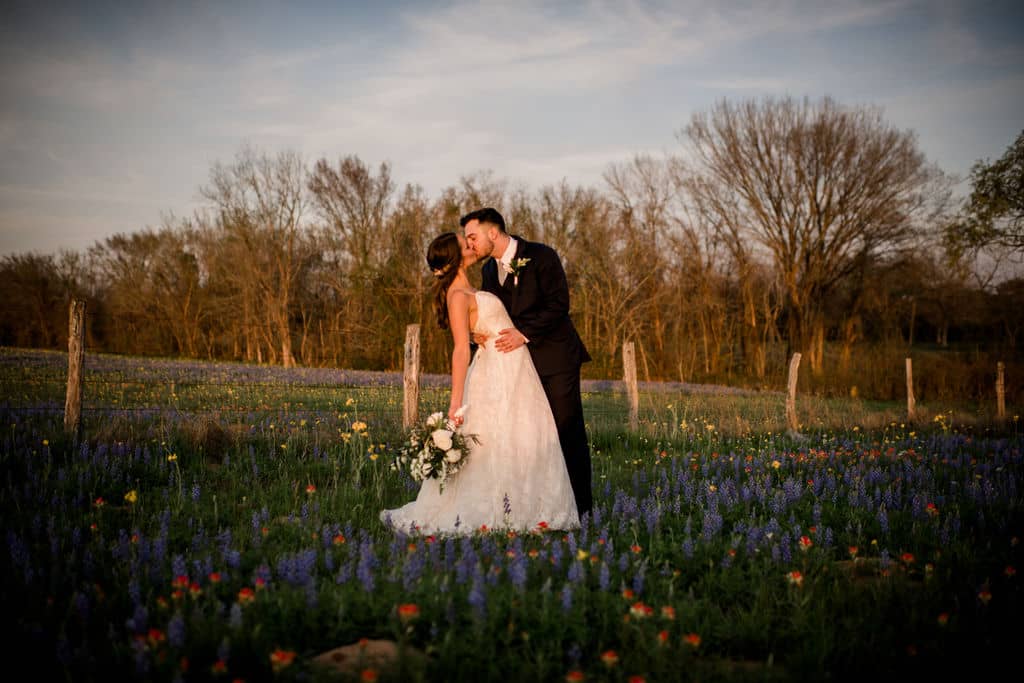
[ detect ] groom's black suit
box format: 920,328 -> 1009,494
481,236 -> 593,516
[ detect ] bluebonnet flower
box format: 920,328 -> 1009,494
404,545 -> 426,591
126,603 -> 147,634
356,541 -> 376,592
335,561 -> 353,584
701,505 -> 723,543
567,560 -> 584,584
455,538 -> 477,585
508,550 -> 528,591
550,540 -> 563,569
560,583 -> 573,613
168,613 -> 186,648
468,568 -> 487,620
172,554 -> 187,579
218,638 -> 231,665
599,562 -> 610,591
191,481 -> 200,502
229,603 -> 243,629
73,591 -> 90,623
632,564 -> 645,595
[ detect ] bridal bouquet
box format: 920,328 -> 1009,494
392,407 -> 479,492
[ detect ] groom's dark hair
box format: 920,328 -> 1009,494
460,207 -> 506,233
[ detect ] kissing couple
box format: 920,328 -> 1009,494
381,207 -> 593,534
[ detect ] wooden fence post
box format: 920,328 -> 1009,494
623,342 -> 639,431
403,324 -> 420,430
64,299 -> 86,437
906,357 -> 916,421
785,352 -> 801,433
996,361 -> 1006,421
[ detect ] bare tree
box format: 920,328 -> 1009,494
679,96 -> 947,372
203,146 -> 310,367
308,155 -> 395,366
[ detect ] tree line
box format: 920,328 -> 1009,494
2,97 -> 1022,401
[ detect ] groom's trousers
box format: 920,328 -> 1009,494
539,368 -> 593,517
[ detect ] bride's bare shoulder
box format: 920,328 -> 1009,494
447,287 -> 478,305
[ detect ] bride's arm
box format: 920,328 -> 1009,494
446,290 -> 472,422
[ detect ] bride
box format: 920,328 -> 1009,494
380,232 -> 580,534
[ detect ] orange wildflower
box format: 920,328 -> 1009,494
660,605 -> 676,620
237,587 -> 255,604
629,601 -> 654,619
565,671 -> 585,682
209,572 -> 222,584
397,603 -> 420,622
978,589 -> 992,604
657,630 -> 670,645
361,669 -> 378,682
305,484 -> 316,495
269,649 -> 296,672
848,546 -> 858,559
1006,566 -> 1017,578
683,632 -> 701,648
901,552 -> 915,565
787,570 -> 804,586
798,536 -> 813,551
333,534 -> 346,545
600,650 -> 619,667
630,544 -> 643,554
621,588 -> 635,600
937,612 -> 949,626
211,659 -> 228,674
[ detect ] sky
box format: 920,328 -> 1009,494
1,0 -> 1022,256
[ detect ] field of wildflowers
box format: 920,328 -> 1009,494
2,347 -> 1022,682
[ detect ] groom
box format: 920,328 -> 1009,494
461,207 -> 593,517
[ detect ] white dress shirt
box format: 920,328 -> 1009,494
497,238 -> 518,285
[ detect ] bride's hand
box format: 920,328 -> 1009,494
448,405 -> 464,426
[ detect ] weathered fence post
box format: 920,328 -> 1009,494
623,341 -> 639,431
996,361 -> 1006,421
403,324 -> 420,430
785,352 -> 801,433
64,299 -> 86,437
906,357 -> 916,421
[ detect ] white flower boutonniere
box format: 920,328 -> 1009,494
502,257 -> 531,286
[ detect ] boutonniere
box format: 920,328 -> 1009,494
501,257 -> 531,286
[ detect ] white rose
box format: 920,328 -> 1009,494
444,449 -> 462,463
428,412 -> 445,426
431,429 -> 453,451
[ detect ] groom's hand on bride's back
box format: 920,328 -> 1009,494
471,331 -> 489,346
494,328 -> 528,353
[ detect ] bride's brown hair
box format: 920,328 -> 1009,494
427,232 -> 462,330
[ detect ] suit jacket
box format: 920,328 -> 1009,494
480,236 -> 591,377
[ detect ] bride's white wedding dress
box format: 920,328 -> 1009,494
381,291 -> 579,534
